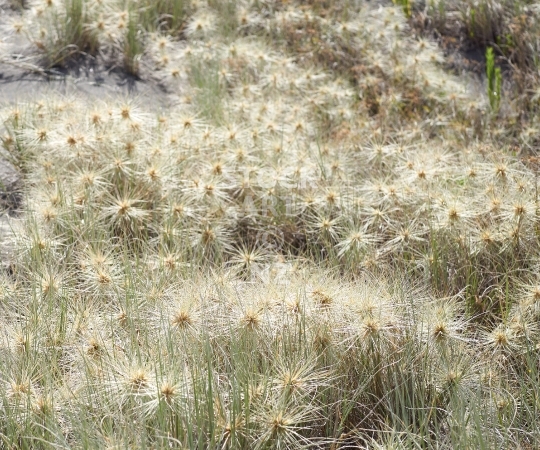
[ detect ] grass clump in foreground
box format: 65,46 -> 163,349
2,0 -> 540,448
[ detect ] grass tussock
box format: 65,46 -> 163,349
2,0 -> 540,448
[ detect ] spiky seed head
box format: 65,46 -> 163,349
87,338 -> 101,356
96,270 -> 111,285
495,333 -> 508,346
241,310 -> 261,329
490,197 -> 501,213
481,230 -> 494,245
33,395 -> 52,416
163,255 -> 176,270
171,310 -> 192,329
37,129 -> 48,141
42,208 -> 57,223
117,311 -> 128,326
147,166 -> 159,181
202,227 -> 216,245
41,276 -> 59,296
160,382 -> 177,403
120,106 -> 130,120
514,203 -> 526,217
120,200 -> 132,217
445,370 -> 462,387
312,289 -> 332,307
432,322 -> 448,341
326,191 -> 337,205
448,207 -> 459,222
129,369 -> 149,391
270,412 -> 292,435
362,317 -> 381,337
278,370 -> 306,393
286,297 -> 301,314
9,381 -> 31,398
125,141 -> 135,155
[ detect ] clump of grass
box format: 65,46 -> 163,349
137,0 -> 192,35
123,10 -> 144,77
31,0 -> 99,69
486,46 -> 502,111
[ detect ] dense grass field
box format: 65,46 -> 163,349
1,0 -> 540,448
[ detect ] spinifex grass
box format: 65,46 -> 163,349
2,0 -> 540,448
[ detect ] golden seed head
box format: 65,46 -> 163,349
481,230 -> 493,244
97,270 -> 111,285
42,208 -> 56,222
362,318 -> 380,337
312,289 -> 332,307
433,322 -> 447,340
241,311 -> 260,329
37,129 -> 47,141
160,382 -> 176,401
202,228 -> 216,245
129,370 -> 149,390
270,413 -> 292,432
448,207 -> 459,221
9,382 -> 30,398
87,338 -> 101,356
117,311 -> 127,325
125,141 -> 135,154
116,200 -> 131,216
171,310 -> 192,329
164,255 -> 176,269
514,204 -> 526,217
494,331 -> 508,347
495,165 -> 507,178
33,396 -> 52,415
81,172 -> 95,186
147,167 -> 159,181
445,370 -> 461,385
